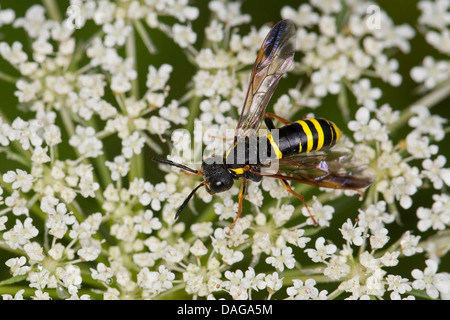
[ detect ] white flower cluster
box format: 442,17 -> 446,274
279,0 -> 413,114
411,0 -> 450,89
0,0 -> 449,301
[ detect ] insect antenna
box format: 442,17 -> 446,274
153,158 -> 205,219
175,182 -> 205,219
152,158 -> 201,175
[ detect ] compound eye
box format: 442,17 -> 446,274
215,181 -> 223,187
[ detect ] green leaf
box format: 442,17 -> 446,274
0,274 -> 27,286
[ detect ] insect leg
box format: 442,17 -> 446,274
264,112 -> 294,126
227,178 -> 248,235
280,179 -> 318,225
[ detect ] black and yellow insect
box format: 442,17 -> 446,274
153,19 -> 374,232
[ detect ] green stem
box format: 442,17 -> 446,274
282,269 -> 333,285
133,20 -> 157,54
59,106 -> 76,138
129,152 -> 144,181
186,94 -> 202,133
42,0 -> 62,22
338,80 -> 350,122
327,288 -> 344,300
0,72 -> 18,84
390,80 -> 450,132
0,285 -> 35,298
126,24 -> 139,99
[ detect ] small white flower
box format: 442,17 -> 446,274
0,9 -> 14,26
0,216 -> 7,231
190,222 -> 213,238
43,124 -> 62,147
302,196 -> 334,227
271,204 -> 295,226
352,79 -> 382,110
3,169 -> 34,193
223,269 -> 247,299
5,256 -> 31,276
138,265 -> 174,294
311,0 -> 342,14
265,272 -> 283,294
418,0 -> 450,30
406,131 -> 438,159
133,209 -> 162,234
199,97 -> 231,125
348,107 -> 388,142
166,0 -> 199,22
311,66 -> 341,97
77,239 -> 102,261
365,271 -> 385,296
147,116 -> 170,136
205,20 -> 224,42
375,55 -> 402,86
369,227 -> 389,249
32,38 -> 53,62
340,218 -> 365,246
408,105 -> 447,141
103,19 -> 132,47
57,265 -> 82,289
189,239 -> 208,257
110,74 -> 132,93
146,64 -> 173,92
421,155 -> 450,190
32,290 -> 51,300
45,201 -> 76,239
400,231 -> 423,257
105,155 -> 130,181
319,15 -> 337,37
31,146 -> 51,164
10,117 -> 43,149
417,205 -> 450,232
0,41 -> 27,65
69,125 -> 103,158
281,4 -> 319,27
48,243 -> 65,260
265,246 -> 296,271
375,103 -> 400,125
426,29 -> 450,54
386,274 -> 412,300
159,100 -> 189,125
24,242 -> 45,262
122,131 -> 145,159
0,117 -> 12,146
214,198 -> 238,221
4,191 -> 29,216
412,259 -> 449,299
305,237 -> 337,263
141,182 -> 169,211
2,289 -> 25,300
411,56 -> 449,89
208,1 -> 250,27
172,23 -> 197,48
286,279 -> 320,300
90,263 -> 114,282
390,175 -> 418,209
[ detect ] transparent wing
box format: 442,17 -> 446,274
235,19 -> 296,138
257,152 -> 375,190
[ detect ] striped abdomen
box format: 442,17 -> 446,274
266,118 -> 342,159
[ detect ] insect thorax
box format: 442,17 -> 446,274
223,136 -> 275,182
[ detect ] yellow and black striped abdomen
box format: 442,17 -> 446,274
267,118 -> 342,159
